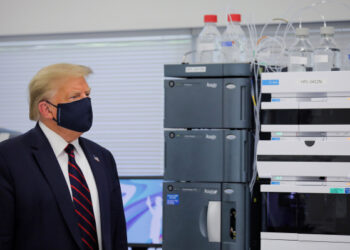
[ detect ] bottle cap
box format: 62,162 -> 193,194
295,27 -> 309,36
320,26 -> 335,35
227,14 -> 241,22
204,15 -> 217,23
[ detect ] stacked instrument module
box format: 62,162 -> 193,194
163,63 -> 254,250
257,71 -> 350,250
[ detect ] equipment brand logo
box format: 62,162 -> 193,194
224,189 -> 234,194
206,82 -> 218,88
226,135 -> 236,140
204,189 -> 218,195
205,134 -> 217,140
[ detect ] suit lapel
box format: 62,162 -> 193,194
30,125 -> 83,249
79,138 -> 112,250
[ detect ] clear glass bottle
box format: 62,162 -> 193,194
221,13 -> 250,63
313,26 -> 341,71
195,15 -> 222,64
288,27 -> 313,72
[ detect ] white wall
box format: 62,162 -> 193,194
0,0 -> 350,36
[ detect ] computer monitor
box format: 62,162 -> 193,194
120,177 -> 163,248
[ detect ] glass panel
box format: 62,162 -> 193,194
262,192 -> 297,232
298,193 -> 350,235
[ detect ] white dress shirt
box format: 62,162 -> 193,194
39,121 -> 102,249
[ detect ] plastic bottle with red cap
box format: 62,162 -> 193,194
195,14 -> 222,64
221,13 -> 250,63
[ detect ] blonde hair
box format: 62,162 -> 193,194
28,63 -> 92,121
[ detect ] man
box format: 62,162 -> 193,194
0,63 -> 127,250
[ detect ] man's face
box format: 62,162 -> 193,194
50,76 -> 91,106
45,76 -> 91,139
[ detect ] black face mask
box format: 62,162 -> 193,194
46,97 -> 93,132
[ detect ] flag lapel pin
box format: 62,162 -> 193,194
93,155 -> 100,162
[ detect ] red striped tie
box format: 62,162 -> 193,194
65,144 -> 99,250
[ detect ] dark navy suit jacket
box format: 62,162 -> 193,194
0,124 -> 127,250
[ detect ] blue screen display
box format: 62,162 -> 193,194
120,179 -> 163,244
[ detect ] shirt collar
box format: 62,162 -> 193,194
39,121 -> 83,157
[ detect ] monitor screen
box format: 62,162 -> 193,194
120,178 -> 163,246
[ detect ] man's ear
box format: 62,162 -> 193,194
38,101 -> 55,119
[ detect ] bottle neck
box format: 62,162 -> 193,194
227,21 -> 240,26
320,34 -> 336,45
296,35 -> 310,40
204,22 -> 217,27
321,34 -> 334,39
